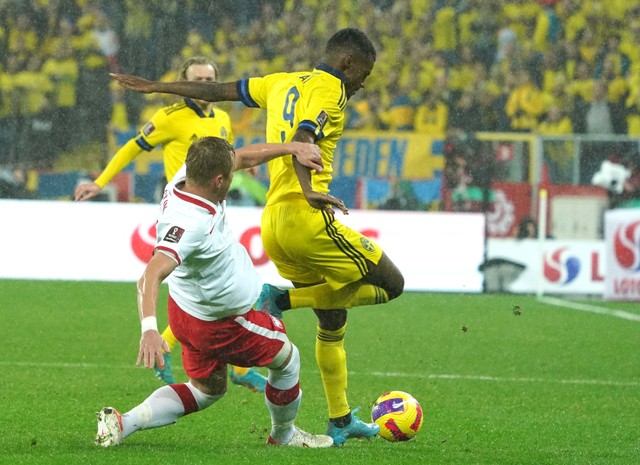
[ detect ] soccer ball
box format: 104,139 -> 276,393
371,391 -> 424,442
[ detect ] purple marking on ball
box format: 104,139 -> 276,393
372,398 -> 405,420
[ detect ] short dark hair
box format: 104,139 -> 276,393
185,137 -> 234,185
178,56 -> 219,81
325,28 -> 376,61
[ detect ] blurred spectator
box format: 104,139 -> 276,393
574,80 -> 627,183
559,0 -> 586,43
625,85 -> 640,136
567,60 -> 595,105
541,74 -> 571,113
595,34 -> 630,80
42,43 -> 79,155
471,0 -> 500,69
449,89 -> 482,133
431,0 -> 458,65
620,20 -> 640,68
494,21 -> 518,66
414,89 -> 448,137
379,71 -> 416,131
0,167 -> 33,199
574,80 -> 626,135
505,67 -> 545,131
92,9 -> 121,73
516,216 -> 538,239
591,153 -> 640,208
536,104 -> 574,183
0,55 -> 19,165
8,13 -> 38,56
577,28 -> 598,68
345,90 -> 383,131
13,55 -> 55,168
378,177 -> 423,211
74,8 -> 111,146
532,2 -> 562,53
501,0 -> 540,44
180,29 -> 214,61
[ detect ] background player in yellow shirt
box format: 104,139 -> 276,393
76,56 -> 268,393
111,28 -> 405,447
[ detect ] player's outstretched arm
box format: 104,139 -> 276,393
110,73 -> 240,102
234,142 -> 324,172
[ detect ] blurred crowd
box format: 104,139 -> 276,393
2,0 -> 640,173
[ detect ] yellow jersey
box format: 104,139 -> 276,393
96,98 -> 233,187
238,63 -> 347,205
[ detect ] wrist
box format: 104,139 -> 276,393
140,316 -> 158,334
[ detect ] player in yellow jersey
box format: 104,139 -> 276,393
111,28 -> 405,446
76,56 -> 268,393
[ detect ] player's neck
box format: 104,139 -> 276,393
181,182 -> 223,205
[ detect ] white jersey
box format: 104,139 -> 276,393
155,166 -> 261,321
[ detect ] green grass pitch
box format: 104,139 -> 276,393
1,280 -> 638,464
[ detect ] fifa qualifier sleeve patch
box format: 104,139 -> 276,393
163,226 -> 185,243
315,110 -> 329,130
142,122 -> 156,136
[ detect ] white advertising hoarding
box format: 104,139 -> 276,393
0,200 -> 485,292
486,239 -> 605,295
604,209 -> 640,301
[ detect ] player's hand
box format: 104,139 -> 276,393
289,142 -> 324,173
137,330 -> 170,370
74,182 -> 101,201
109,73 -> 158,93
304,190 -> 349,215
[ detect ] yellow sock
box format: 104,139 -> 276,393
290,282 -> 388,309
316,324 -> 349,419
160,325 -> 179,351
231,366 -> 250,376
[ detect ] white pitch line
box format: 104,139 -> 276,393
362,371 -> 640,387
0,361 -> 140,370
539,296 -> 640,322
2,361 -> 638,388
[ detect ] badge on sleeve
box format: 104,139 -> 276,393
164,226 -> 185,243
316,110 -> 328,130
142,122 -> 156,136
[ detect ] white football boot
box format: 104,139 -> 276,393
267,426 -> 334,448
95,407 -> 124,447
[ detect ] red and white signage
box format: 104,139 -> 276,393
0,200 -> 485,293
604,209 -> 640,301
487,239 -> 605,294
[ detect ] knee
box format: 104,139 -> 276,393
316,309 -> 347,330
191,372 -> 227,397
268,343 -> 300,389
387,273 -> 405,301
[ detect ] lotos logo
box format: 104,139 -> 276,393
613,221 -> 640,271
131,223 -> 157,263
544,247 -> 581,284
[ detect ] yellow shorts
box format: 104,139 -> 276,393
261,196 -> 382,287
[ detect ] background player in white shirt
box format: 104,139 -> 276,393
95,136 -> 332,448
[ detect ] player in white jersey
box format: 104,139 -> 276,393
95,136 -> 332,448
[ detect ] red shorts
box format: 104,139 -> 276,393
168,294 -> 288,379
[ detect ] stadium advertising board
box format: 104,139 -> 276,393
486,239 -> 605,295
1,200 -> 484,292
604,209 -> 640,301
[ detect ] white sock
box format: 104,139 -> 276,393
121,382 -> 221,438
265,345 -> 301,443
